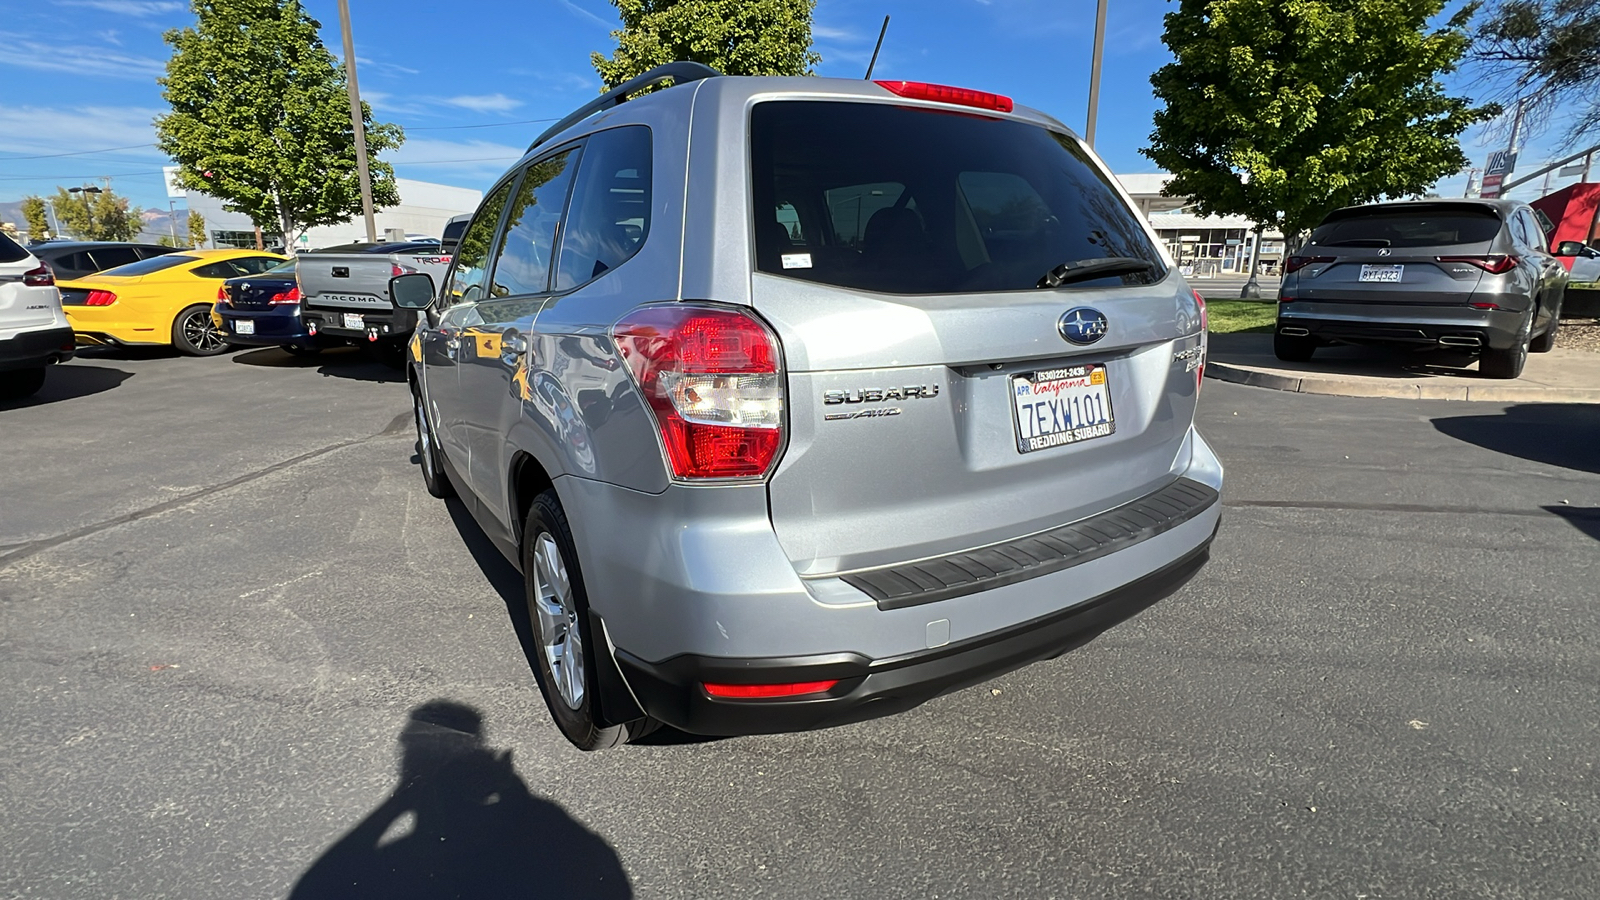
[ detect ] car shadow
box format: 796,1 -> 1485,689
1,363 -> 134,409
287,699 -> 632,899
439,496 -> 720,747
1431,404 -> 1600,475
1544,506 -> 1600,543
232,345 -> 405,383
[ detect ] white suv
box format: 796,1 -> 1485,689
0,233 -> 74,400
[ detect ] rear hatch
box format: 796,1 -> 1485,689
0,235 -> 57,331
226,260 -> 298,309
746,99 -> 1203,575
297,252 -> 403,312
1291,205 -> 1503,304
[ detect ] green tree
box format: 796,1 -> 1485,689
51,187 -> 143,242
1144,0 -> 1496,266
155,0 -> 402,248
592,0 -> 821,89
1472,0 -> 1600,147
187,210 -> 207,248
20,196 -> 49,242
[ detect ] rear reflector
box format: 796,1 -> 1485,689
23,265 -> 54,287
703,680 -> 838,699
85,289 -> 117,306
1283,255 -> 1335,274
1437,255 -> 1519,275
1469,301 -> 1500,310
875,80 -> 1014,113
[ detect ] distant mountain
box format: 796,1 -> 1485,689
0,199 -> 191,245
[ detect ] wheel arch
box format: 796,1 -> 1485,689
508,450 -> 555,553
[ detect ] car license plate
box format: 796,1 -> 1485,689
342,313 -> 364,330
1011,364 -> 1115,454
1359,264 -> 1403,283
233,319 -> 254,335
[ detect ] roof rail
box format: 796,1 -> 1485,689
527,61 -> 722,152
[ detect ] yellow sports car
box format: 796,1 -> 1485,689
58,248 -> 287,356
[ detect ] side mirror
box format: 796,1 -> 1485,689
1555,240 -> 1586,257
390,272 -> 437,309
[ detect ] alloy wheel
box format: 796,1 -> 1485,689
182,310 -> 229,353
531,532 -> 585,710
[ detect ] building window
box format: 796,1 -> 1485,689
209,230 -> 282,250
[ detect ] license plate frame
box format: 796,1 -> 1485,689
1011,363 -> 1116,454
341,312 -> 364,330
1359,264 -> 1404,283
233,319 -> 255,336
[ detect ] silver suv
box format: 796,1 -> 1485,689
393,64 -> 1224,749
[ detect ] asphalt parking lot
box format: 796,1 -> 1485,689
3,347 -> 1597,899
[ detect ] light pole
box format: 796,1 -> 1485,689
1085,0 -> 1108,147
336,0 -> 378,244
68,185 -> 104,239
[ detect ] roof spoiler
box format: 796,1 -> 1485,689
527,61 -> 722,152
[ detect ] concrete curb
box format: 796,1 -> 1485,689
1205,360 -> 1600,403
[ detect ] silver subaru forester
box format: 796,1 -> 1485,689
393,64 -> 1224,749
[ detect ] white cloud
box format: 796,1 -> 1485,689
811,24 -> 861,42
443,93 -> 524,114
0,106 -> 164,158
0,39 -> 165,80
99,29 -> 123,46
62,0 -> 184,17
560,0 -> 613,29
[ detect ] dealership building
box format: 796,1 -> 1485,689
1117,174 -> 1286,276
181,178 -> 482,251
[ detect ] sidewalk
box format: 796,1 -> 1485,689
1205,332 -> 1600,403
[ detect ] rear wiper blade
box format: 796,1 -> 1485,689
1038,257 -> 1155,288
1319,238 -> 1391,247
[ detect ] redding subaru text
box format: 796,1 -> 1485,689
392,65 -> 1224,749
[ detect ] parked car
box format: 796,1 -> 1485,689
212,259 -> 345,356
295,241 -> 454,363
0,232 -> 75,399
1559,240 -> 1600,287
28,241 -> 183,281
392,64 -> 1223,750
1275,199 -> 1569,378
439,213 -> 471,252
58,248 -> 286,355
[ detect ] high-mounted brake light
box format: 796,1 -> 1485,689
874,80 -> 1014,113
84,289 -> 117,306
1283,255 -> 1335,274
22,265 -> 54,287
613,305 -> 784,480
1437,254 -> 1519,275
703,680 -> 837,699
270,285 -> 300,305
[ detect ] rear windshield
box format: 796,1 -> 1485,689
100,254 -> 198,276
750,101 -> 1164,294
0,233 -> 28,263
1310,209 -> 1502,249
263,259 -> 297,276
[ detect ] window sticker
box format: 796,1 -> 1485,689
781,252 -> 813,269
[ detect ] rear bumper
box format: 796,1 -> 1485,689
301,305 -> 417,342
1277,301 -> 1525,350
212,303 -> 323,346
0,325 -> 76,371
616,533 -> 1215,736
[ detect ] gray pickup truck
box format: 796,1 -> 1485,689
296,241 -> 453,358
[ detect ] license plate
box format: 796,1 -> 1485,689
1359,264 -> 1403,283
342,313 -> 364,330
233,319 -> 255,335
1011,364 -> 1115,454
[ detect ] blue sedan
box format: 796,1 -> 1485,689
212,259 -> 347,355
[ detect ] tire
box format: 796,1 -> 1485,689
1273,331 -> 1316,362
413,387 -> 454,499
0,366 -> 47,400
280,342 -> 322,357
1479,314 -> 1530,379
522,489 -> 656,750
172,304 -> 232,356
1529,294 -> 1562,353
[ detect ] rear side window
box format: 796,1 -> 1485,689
444,179 -> 515,306
554,125 -> 652,291
0,233 -> 30,263
750,101 -> 1164,294
89,247 -> 140,271
1310,209 -> 1502,249
100,254 -> 197,276
488,149 -> 577,297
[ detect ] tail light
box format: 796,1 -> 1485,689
703,680 -> 837,699
1283,255 -> 1335,274
1437,255 -> 1519,274
391,263 -> 418,277
216,285 -> 230,304
1192,289 -> 1207,392
613,304 -> 785,480
23,265 -> 54,287
875,80 -> 1013,113
85,289 -> 117,306
270,285 -> 301,305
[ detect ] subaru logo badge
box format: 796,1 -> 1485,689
1058,307 -> 1108,345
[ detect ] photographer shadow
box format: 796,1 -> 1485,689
289,700 -> 631,899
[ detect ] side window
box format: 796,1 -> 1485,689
554,126 -> 653,291
489,149 -> 578,297
89,247 -> 140,271
234,256 -> 282,274
64,251 -> 96,275
192,261 -> 241,278
444,178 -> 516,307
1507,212 -> 1531,249
1522,210 -> 1549,251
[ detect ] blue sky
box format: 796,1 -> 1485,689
0,0 -> 1586,217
